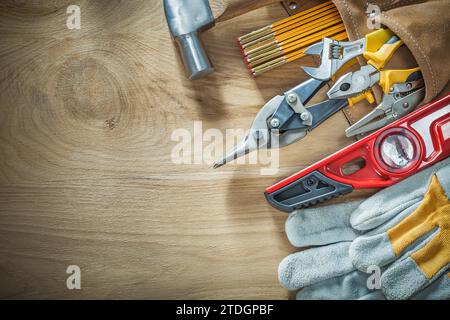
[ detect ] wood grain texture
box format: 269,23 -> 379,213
0,0 -> 375,299
210,0 -> 278,21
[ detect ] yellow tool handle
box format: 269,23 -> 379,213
364,28 -> 394,53
364,38 -> 403,70
331,57 -> 358,81
348,90 -> 376,107
331,29 -> 396,84
379,67 -> 421,93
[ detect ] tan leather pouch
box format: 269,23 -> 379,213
333,0 -> 450,103
212,0 -> 450,126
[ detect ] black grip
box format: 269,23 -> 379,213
265,170 -> 353,212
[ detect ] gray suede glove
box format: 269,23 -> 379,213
278,157 -> 450,300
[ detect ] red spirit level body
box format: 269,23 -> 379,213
265,94 -> 450,212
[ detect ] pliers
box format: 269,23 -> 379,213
302,28 -> 397,80
345,80 -> 425,136
326,34 -> 425,136
327,34 -> 403,96
327,35 -> 405,101
213,29 -> 397,168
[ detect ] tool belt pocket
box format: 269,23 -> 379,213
333,0 -> 450,103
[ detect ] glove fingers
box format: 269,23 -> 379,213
363,202 -> 420,237
285,201 -> 363,247
381,220 -> 450,300
412,273 -> 450,300
382,257 -> 450,300
278,242 -> 354,290
297,270 -> 450,300
350,158 -> 450,231
350,225 -> 436,271
297,270 -> 377,300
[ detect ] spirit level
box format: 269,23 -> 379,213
265,93 -> 450,212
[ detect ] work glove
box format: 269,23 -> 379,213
278,157 -> 450,300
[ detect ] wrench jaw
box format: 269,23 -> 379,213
302,38 -> 333,81
304,42 -> 324,56
303,37 -> 367,81
302,65 -> 331,82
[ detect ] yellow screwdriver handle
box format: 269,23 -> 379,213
364,38 -> 403,70
379,67 -> 421,93
348,90 -> 376,107
364,28 -> 394,53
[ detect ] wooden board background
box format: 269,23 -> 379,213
0,0 -> 374,299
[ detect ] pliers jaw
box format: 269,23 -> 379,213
345,84 -> 425,137
327,64 -> 379,100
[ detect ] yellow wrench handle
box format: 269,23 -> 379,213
364,38 -> 403,70
330,29 -> 395,82
364,28 -> 395,53
379,67 -> 421,93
